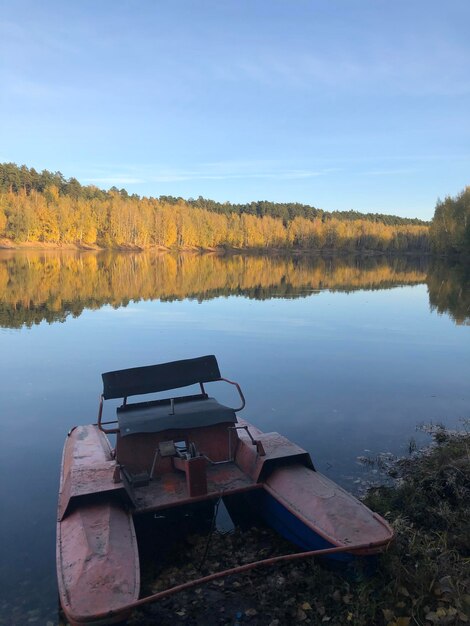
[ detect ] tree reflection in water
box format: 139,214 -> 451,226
427,259 -> 470,326
0,250 -> 456,329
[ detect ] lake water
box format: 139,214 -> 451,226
0,250 -> 469,624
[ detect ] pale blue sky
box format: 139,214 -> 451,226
1,0 -> 469,219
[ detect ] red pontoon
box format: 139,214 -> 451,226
57,355 -> 393,625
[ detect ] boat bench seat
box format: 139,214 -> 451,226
100,355 -> 244,437
117,395 -> 237,437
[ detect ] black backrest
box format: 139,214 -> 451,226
102,355 -> 221,400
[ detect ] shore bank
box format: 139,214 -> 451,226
0,237 -> 432,258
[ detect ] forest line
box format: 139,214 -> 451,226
0,187 -> 430,253
2,164 -> 467,256
0,163 -> 430,253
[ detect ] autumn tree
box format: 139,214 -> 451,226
430,187 -> 470,256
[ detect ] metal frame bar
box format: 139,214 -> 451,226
97,394 -> 119,434
219,377 -> 245,411
229,425 -> 266,457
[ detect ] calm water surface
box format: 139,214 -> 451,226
0,251 -> 469,624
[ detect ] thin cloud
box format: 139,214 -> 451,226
149,170 -> 327,183
78,161 -> 336,186
148,163 -> 332,183
225,37 -> 470,97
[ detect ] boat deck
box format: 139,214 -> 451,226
132,461 -> 260,514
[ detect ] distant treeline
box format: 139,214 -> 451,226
430,187 -> 470,257
169,197 -> 427,227
0,163 -> 430,252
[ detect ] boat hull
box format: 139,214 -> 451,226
56,419 -> 393,623
261,464 -> 393,560
57,426 -> 140,625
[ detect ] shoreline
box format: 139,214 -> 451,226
0,238 -> 432,257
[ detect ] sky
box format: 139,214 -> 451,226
1,0 -> 469,220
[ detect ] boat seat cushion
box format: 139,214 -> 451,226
117,396 -> 236,437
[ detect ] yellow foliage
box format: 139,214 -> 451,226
0,189 -> 429,252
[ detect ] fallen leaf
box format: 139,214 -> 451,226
301,602 -> 312,611
438,576 -> 454,594
425,612 -> 439,623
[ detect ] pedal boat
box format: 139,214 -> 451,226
57,355 -> 394,625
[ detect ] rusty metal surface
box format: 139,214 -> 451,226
62,424 -> 113,472
132,461 -> 259,513
58,425 -> 130,521
57,427 -> 140,626
116,422 -> 237,476
264,464 -> 394,552
57,501 -> 140,626
173,455 -> 208,497
235,420 -> 313,481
